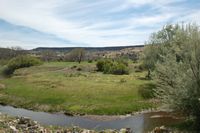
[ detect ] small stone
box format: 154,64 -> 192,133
106,129 -> 116,133
39,128 -> 47,133
125,128 -> 132,133
81,129 -> 91,133
160,126 -> 165,129
152,126 -> 170,133
10,125 -> 18,132
126,114 -> 131,117
18,117 -> 31,124
12,120 -> 18,123
150,115 -> 162,118
120,128 -> 127,133
64,129 -> 72,133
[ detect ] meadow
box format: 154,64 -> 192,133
0,61 -> 155,115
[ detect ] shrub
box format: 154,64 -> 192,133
88,60 -> 93,63
96,59 -> 129,75
8,55 -> 42,70
101,60 -> 114,74
116,58 -> 129,66
138,83 -> 155,99
112,62 -> 129,75
71,65 -> 77,69
120,78 -> 126,83
134,64 -> 145,72
2,55 -> 42,76
0,59 -> 9,66
96,60 -> 106,71
1,66 -> 14,76
76,67 -> 82,71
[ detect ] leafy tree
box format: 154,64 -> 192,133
146,23 -> 200,129
0,47 -> 27,62
141,44 -> 159,78
141,25 -> 180,78
69,48 -> 85,63
40,50 -> 57,62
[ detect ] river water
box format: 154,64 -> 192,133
0,105 -> 183,133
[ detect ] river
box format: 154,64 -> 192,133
0,105 -> 183,133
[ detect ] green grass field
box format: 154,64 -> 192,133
0,62 -> 156,115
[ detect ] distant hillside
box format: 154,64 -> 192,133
33,45 -> 144,52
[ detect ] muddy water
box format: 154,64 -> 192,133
0,105 -> 183,133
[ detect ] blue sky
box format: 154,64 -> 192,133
0,0 -> 199,49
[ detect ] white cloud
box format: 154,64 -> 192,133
0,0 -> 199,49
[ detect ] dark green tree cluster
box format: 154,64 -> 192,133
142,23 -> 200,129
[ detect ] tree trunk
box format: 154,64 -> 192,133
147,69 -> 151,79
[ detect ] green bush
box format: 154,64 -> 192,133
1,66 -> 15,76
88,60 -> 93,63
96,59 -> 129,75
7,55 -> 42,70
0,59 -> 9,66
2,55 -> 42,76
96,59 -> 107,71
112,62 -> 129,75
138,83 -> 155,99
116,58 -> 129,66
134,64 -> 145,72
101,60 -> 114,74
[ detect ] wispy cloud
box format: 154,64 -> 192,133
0,0 -> 199,49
